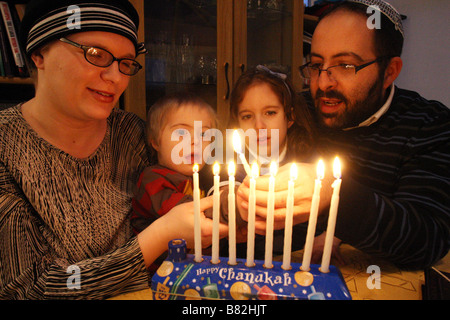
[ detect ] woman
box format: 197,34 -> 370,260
0,0 -> 225,299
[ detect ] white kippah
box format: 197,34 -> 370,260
349,0 -> 404,37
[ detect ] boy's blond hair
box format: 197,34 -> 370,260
146,92 -> 217,162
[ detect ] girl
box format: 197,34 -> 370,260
228,65 -> 317,259
229,65 -> 316,181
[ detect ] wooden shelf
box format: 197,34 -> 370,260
304,14 -> 319,22
0,77 -> 34,85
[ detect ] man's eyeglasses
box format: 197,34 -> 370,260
299,57 -> 385,81
59,38 -> 142,76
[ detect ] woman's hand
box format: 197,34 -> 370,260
138,196 -> 228,267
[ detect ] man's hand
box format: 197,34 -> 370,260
236,162 -> 328,234
310,233 -> 346,265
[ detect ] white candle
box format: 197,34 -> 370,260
320,157 -> 342,273
193,164 -> 202,262
232,130 -> 251,176
211,162 -> 220,264
301,159 -> 325,271
282,163 -> 298,270
264,161 -> 277,268
246,162 -> 259,267
228,161 -> 237,265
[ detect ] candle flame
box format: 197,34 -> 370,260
290,163 -> 298,181
333,156 -> 341,179
251,162 -> 259,179
232,130 -> 242,154
213,162 -> 220,176
270,161 -> 278,176
228,161 -> 236,176
317,159 -> 325,180
193,163 -> 199,173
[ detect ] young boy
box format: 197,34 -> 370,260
132,92 -> 247,272
131,92 -> 217,237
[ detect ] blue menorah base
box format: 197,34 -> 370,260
151,239 -> 351,300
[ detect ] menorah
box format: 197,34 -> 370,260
151,132 -> 351,300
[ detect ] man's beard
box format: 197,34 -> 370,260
314,75 -> 386,129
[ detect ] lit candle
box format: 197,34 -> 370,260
211,162 -> 220,264
320,157 -> 342,273
193,164 -> 202,262
264,161 -> 277,268
301,159 -> 325,271
282,163 -> 298,270
228,161 -> 237,265
246,162 -> 259,267
232,130 -> 251,176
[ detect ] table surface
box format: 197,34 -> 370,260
110,245 -> 450,300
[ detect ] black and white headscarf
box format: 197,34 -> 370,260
19,0 -> 146,56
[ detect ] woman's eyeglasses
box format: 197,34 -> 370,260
59,37 -> 142,76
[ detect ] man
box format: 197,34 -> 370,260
237,0 -> 449,269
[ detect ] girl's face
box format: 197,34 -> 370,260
237,82 -> 293,158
